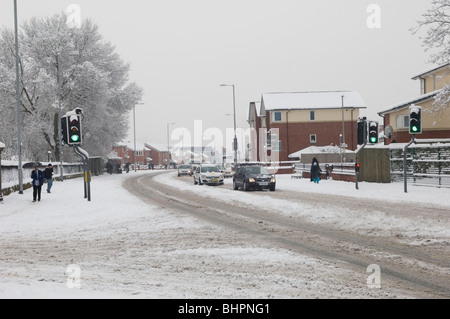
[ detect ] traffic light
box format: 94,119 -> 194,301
68,114 -> 82,144
355,162 -> 360,173
357,118 -> 367,145
61,116 -> 68,145
409,105 -> 422,134
368,121 -> 378,144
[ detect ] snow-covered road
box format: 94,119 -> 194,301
0,170 -> 449,299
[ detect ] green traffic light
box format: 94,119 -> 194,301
412,126 -> 418,132
71,135 -> 80,142
370,137 -> 377,143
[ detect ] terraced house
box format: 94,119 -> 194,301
379,64 -> 450,144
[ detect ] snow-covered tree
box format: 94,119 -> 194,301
412,0 -> 450,117
0,14 -> 143,162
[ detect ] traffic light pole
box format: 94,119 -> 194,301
73,145 -> 91,201
403,135 -> 416,193
355,141 -> 367,190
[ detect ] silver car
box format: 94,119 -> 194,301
178,164 -> 192,176
194,164 -> 224,185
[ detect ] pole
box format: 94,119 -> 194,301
57,54 -> 64,182
14,0 -> 23,194
73,145 -> 91,201
341,95 -> 346,163
232,85 -> 237,168
403,135 -> 415,193
355,141 -> 367,190
167,123 -> 169,169
133,104 -> 137,172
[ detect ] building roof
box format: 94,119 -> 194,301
288,145 -> 355,159
145,143 -> 169,152
378,90 -> 440,116
411,63 -> 450,80
261,91 -> 366,111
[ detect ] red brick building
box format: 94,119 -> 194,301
248,91 -> 366,163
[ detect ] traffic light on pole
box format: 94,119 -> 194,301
409,105 -> 422,134
368,121 -> 379,144
355,162 -> 360,173
357,118 -> 367,145
68,114 -> 82,144
61,116 -> 68,145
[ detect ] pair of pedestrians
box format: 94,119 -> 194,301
30,164 -> 53,202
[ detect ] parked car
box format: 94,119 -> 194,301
194,164 -> 224,186
233,165 -> 276,191
177,164 -> 192,176
216,165 -> 234,178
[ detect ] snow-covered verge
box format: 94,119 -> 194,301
0,170 -> 447,299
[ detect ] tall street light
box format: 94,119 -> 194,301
167,122 -> 175,169
14,0 -> 23,194
220,84 -> 237,168
133,102 -> 144,172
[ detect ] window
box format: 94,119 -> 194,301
310,134 -> 317,144
310,111 -> 315,121
396,115 -> 409,129
273,112 -> 282,122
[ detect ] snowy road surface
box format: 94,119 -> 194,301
0,170 -> 449,299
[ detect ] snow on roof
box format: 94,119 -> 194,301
411,63 -> 450,80
289,145 -> 355,158
115,140 -> 147,151
144,143 -> 168,152
0,142 -> 5,148
261,91 -> 366,111
378,90 -> 440,115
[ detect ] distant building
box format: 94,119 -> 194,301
110,141 -> 153,169
249,91 -> 366,163
378,64 -> 450,144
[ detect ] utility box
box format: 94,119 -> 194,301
358,147 -> 391,183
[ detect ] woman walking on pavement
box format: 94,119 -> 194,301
31,164 -> 44,202
310,157 -> 323,184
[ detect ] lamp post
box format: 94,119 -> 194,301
167,122 -> 175,169
133,102 -> 144,172
341,95 -> 346,163
14,0 -> 23,194
220,84 -> 237,168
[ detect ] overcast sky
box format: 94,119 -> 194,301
0,0 -> 435,147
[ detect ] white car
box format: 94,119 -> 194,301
216,165 -> 234,178
194,164 -> 224,186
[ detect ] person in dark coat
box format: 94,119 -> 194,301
31,164 -> 44,202
43,163 -> 53,193
310,157 -> 322,184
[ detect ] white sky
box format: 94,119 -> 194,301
0,0 -> 434,146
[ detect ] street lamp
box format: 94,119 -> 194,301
220,84 -> 237,168
133,102 -> 144,172
14,0 -> 23,194
167,122 -> 175,169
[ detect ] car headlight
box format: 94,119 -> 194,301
219,175 -> 223,179
249,178 -> 255,183
270,177 -> 276,183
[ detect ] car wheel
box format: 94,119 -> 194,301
270,186 -> 275,192
233,180 -> 238,190
243,181 -> 249,191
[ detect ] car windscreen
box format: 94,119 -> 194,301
245,167 -> 269,175
179,165 -> 190,169
201,166 -> 220,173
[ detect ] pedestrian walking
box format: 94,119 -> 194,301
125,162 -> 130,173
310,157 -> 322,184
43,163 -> 53,193
31,164 -> 44,202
